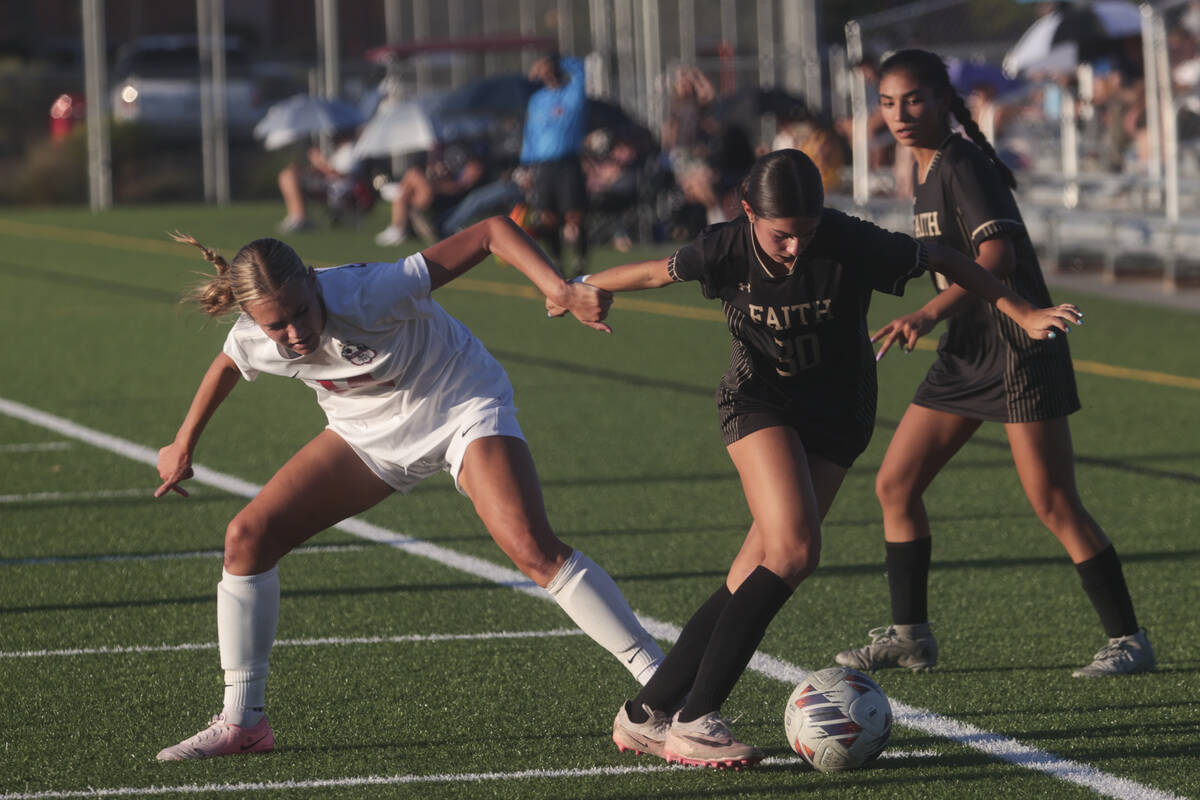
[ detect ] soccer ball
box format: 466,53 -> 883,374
784,667 -> 892,772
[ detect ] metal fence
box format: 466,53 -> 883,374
80,0 -> 823,210
70,0 -> 1200,290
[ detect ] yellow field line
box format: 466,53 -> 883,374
1071,358 -> 1200,390
0,218 -> 187,257
905,338 -> 1200,390
3,218 -> 1196,390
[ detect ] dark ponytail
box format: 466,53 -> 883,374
741,148 -> 825,219
879,48 -> 1017,190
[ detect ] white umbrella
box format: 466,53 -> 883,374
253,94 -> 365,150
352,100 -> 437,158
1003,1 -> 1142,77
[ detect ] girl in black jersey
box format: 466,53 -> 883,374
835,49 -> 1154,679
548,148 -> 1080,768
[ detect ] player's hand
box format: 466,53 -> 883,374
548,280 -> 613,333
1020,303 -> 1083,341
871,310 -> 936,361
155,441 -> 194,498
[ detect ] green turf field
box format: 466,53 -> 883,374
1,203 -> 1197,799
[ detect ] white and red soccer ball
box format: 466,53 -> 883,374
784,667 -> 893,772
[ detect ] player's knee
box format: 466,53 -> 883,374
875,467 -> 916,509
502,533 -> 568,586
1028,488 -> 1084,531
223,515 -> 272,570
772,533 -> 821,585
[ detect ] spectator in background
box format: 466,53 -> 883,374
583,129 -> 639,252
1091,60 -> 1136,172
966,82 -> 1019,147
436,167 -> 530,238
662,66 -> 715,159
521,52 -> 590,276
771,108 -> 846,193
276,130 -> 362,234
375,141 -> 488,246
662,66 -> 726,228
703,123 -> 757,217
1168,24 -> 1200,145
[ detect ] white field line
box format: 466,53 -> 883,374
0,396 -> 1185,800
4,765 -> 687,799
0,628 -> 583,660
0,754 -> 944,800
0,753 -> 1147,800
1,489 -> 153,503
0,441 -> 71,453
0,543 -> 368,567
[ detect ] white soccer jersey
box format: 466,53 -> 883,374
221,254 -> 515,478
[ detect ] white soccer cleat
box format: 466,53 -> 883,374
1072,628 -> 1156,677
836,623 -> 938,673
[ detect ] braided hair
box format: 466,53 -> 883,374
879,48 -> 1017,190
171,231 -> 311,317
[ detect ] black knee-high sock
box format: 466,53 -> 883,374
1075,544 -> 1139,637
677,566 -> 793,723
886,539 -> 932,625
629,585 -> 732,722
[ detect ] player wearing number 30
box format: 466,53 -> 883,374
548,148 -> 1081,767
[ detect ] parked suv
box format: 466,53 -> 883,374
109,34 -> 269,139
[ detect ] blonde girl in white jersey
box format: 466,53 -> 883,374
153,216 -> 663,761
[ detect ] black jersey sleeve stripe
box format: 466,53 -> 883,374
666,250 -> 684,283
970,219 -> 1024,245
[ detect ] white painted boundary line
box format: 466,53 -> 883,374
0,754 -> 953,800
1,489 -> 153,503
0,543 -> 368,568
0,396 -> 1185,800
0,628 -> 583,660
4,765 -> 685,799
0,441 -> 71,453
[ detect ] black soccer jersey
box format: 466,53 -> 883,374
668,210 -> 926,463
911,134 -> 1079,422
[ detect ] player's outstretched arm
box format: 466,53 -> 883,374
422,216 -> 614,332
874,238 -> 1014,360
544,258 -> 673,323
924,240 -> 1082,342
155,353 -> 241,499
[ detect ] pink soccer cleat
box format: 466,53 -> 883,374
156,713 -> 274,761
662,711 -> 762,769
612,700 -> 672,759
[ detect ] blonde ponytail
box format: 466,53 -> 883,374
171,231 -> 310,317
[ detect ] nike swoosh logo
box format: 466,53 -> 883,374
241,735 -> 268,751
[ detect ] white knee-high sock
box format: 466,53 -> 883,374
545,550 -> 664,684
217,566 -> 280,726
